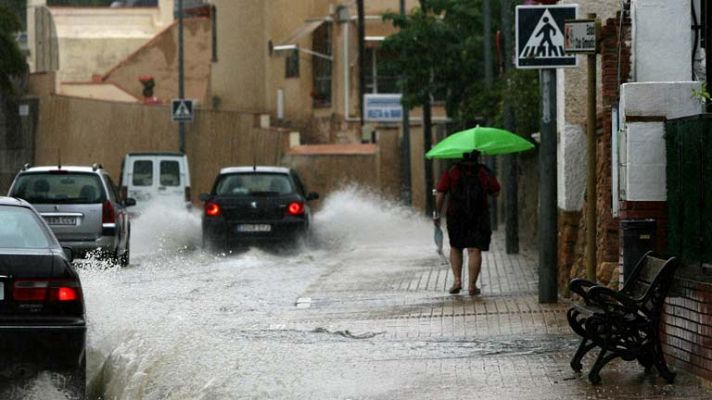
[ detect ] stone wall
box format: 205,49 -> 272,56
561,12 -> 631,291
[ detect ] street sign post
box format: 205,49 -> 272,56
564,19 -> 597,53
515,4 -> 578,303
515,5 -> 578,69
171,99 -> 194,123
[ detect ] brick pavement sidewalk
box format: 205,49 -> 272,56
283,231 -> 710,399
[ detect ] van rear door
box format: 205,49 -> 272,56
156,157 -> 186,205
127,157 -> 156,204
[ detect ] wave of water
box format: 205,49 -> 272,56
26,187 -> 434,399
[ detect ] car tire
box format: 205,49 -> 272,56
119,248 -> 130,267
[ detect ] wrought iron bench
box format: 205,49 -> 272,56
566,252 -> 679,384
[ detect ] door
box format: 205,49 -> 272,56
127,158 -> 156,205
156,157 -> 185,205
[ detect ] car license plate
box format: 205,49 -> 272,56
45,216 -> 77,226
237,224 -> 271,233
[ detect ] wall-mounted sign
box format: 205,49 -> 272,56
364,94 -> 403,122
564,19 -> 597,53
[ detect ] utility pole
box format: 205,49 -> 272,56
424,93 -> 434,216
483,0 -> 497,230
539,68 -> 558,303
178,0 -> 185,154
585,14 -> 599,281
400,0 -> 412,206
501,0 -> 519,254
357,0 -> 365,127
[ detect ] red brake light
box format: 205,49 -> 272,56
102,200 -> 116,223
56,287 -> 79,302
205,201 -> 221,217
13,280 -> 81,302
287,202 -> 304,216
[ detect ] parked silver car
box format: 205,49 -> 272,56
8,164 -> 135,266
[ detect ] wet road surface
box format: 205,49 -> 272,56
9,187 -> 711,399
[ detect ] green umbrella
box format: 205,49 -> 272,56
425,125 -> 535,159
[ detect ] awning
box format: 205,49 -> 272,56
278,19 -> 327,46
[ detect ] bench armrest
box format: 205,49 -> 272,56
569,279 -> 599,304
587,285 -> 640,314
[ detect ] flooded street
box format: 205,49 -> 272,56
15,187 -> 444,399
9,188 -> 710,399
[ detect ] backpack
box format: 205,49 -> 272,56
449,165 -> 485,221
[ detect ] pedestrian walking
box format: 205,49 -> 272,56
433,151 -> 500,296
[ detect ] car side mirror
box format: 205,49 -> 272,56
199,193 -> 210,202
125,198 -> 137,207
62,246 -> 74,262
306,192 -> 319,201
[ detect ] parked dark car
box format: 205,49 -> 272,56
0,197 -> 86,397
8,164 -> 135,266
200,166 -> 319,251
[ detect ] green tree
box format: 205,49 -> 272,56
382,0 -> 539,134
0,4 -> 25,94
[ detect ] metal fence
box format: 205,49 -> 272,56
665,114 -> 712,265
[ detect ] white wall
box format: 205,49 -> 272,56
558,123 -> 586,210
619,82 -> 702,201
632,0 -> 692,82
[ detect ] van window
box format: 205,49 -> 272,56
11,173 -> 103,204
160,161 -> 180,187
133,161 -> 153,186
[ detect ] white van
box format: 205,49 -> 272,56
120,152 -> 191,212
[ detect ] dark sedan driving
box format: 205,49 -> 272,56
0,197 -> 86,398
200,166 -> 319,252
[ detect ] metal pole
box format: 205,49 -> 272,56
501,0 -> 519,254
424,94 -> 434,216
400,0 -> 412,205
178,0 -> 185,154
539,68 -> 558,303
585,14 -> 598,281
483,0 -> 497,230
357,0 -> 365,127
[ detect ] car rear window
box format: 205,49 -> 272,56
0,207 -> 52,248
132,160 -> 153,186
160,160 -> 180,187
215,173 -> 293,196
11,172 -> 104,204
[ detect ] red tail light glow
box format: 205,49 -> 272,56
287,202 -> 305,216
13,280 -> 81,302
205,201 -> 221,217
102,200 -> 116,223
56,287 -> 79,302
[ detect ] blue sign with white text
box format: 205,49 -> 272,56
364,94 -> 403,122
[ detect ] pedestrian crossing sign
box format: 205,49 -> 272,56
171,99 -> 194,122
516,5 -> 578,69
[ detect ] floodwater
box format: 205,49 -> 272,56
11,186 -> 438,399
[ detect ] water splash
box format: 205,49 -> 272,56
312,185 -> 430,249
130,201 -> 202,257
46,186 -> 437,399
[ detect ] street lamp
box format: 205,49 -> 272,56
271,44 -> 333,61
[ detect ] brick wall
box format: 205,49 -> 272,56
662,272 -> 712,380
